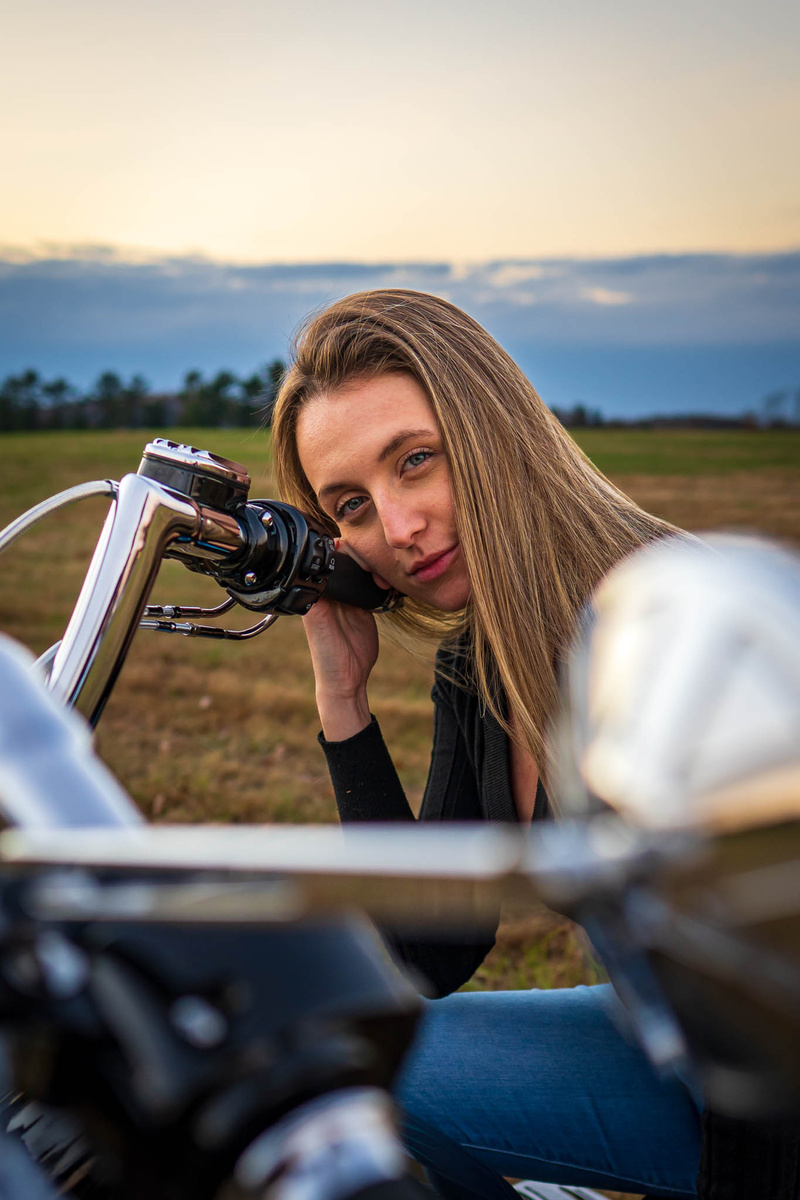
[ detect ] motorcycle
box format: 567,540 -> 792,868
0,439 -> 798,1200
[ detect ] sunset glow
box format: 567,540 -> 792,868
3,0 -> 798,262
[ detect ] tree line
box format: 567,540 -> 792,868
0,362 -> 286,432
2,365 -> 798,433
550,393 -> 800,430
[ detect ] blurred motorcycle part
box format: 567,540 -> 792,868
555,533 -> 800,1116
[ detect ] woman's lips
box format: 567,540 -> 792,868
410,544 -> 459,583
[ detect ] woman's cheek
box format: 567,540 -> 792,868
338,535 -> 378,575
364,546 -> 402,591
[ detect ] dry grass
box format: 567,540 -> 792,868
1,429 -> 798,1008
463,906 -> 608,992
619,468 -> 800,544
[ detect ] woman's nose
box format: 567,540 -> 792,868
377,496 -> 426,549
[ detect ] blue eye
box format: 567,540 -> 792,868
404,450 -> 432,469
336,495 -> 366,519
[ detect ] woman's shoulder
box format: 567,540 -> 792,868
432,634 -> 475,705
434,630 -> 470,670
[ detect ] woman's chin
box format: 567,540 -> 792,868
424,576 -> 472,613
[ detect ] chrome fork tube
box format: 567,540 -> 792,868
48,474 -> 201,726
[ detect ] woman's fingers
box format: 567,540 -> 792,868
302,597 -> 380,701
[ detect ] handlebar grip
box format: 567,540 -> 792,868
325,552 -> 402,612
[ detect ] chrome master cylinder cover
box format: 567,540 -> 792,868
137,439 -> 251,511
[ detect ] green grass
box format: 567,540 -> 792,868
1,428 -> 797,519
574,427 -> 800,475
0,428 -> 274,514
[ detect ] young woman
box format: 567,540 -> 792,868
270,289 -> 705,1199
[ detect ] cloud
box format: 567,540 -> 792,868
487,264 -> 547,289
0,246 -> 798,416
579,286 -> 633,306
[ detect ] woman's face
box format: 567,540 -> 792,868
296,373 -> 471,612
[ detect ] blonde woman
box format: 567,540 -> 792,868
271,291 -> 705,1199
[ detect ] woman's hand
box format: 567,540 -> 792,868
302,596 -> 379,741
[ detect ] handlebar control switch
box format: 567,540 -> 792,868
222,501 -> 336,615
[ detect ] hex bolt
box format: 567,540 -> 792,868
36,931 -> 89,998
170,995 -> 228,1049
244,571 -> 257,586
260,511 -> 274,528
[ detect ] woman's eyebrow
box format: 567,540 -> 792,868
317,428 -> 437,503
378,428 -> 436,463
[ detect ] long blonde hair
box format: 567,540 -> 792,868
272,289 -> 674,778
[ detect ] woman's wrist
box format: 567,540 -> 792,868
316,689 -> 371,742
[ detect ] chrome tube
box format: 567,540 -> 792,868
186,505 -> 245,560
0,480 -> 117,554
48,474 -> 201,726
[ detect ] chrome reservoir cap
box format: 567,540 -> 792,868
137,440 -> 251,510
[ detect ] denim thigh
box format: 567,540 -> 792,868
394,984 -> 703,1200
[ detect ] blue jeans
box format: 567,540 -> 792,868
395,984 -> 703,1200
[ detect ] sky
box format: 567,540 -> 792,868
4,0 -> 799,262
1,0 -> 799,416
2,250 -> 798,418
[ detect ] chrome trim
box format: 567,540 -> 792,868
33,640 -> 62,681
0,820 -> 696,926
1,824 -> 533,927
140,439 -> 250,490
48,474 -> 200,725
139,613 -> 278,639
0,480 -> 117,554
0,633 -> 143,828
143,598 -> 236,619
166,504 -> 245,562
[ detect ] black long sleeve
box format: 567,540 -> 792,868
318,694 -> 499,997
320,716 -> 416,823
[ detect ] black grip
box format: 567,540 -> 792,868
324,552 -> 401,611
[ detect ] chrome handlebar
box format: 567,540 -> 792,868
46,466 -> 275,724
4,438 -> 399,728
49,472 -> 203,725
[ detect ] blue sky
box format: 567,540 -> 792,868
1,248 -> 798,417
3,1 -> 798,418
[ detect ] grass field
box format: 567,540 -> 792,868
2,427 -> 797,1200
3,425 -> 798,990
1,427 -> 799,934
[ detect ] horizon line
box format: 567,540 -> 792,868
2,242 -> 800,270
